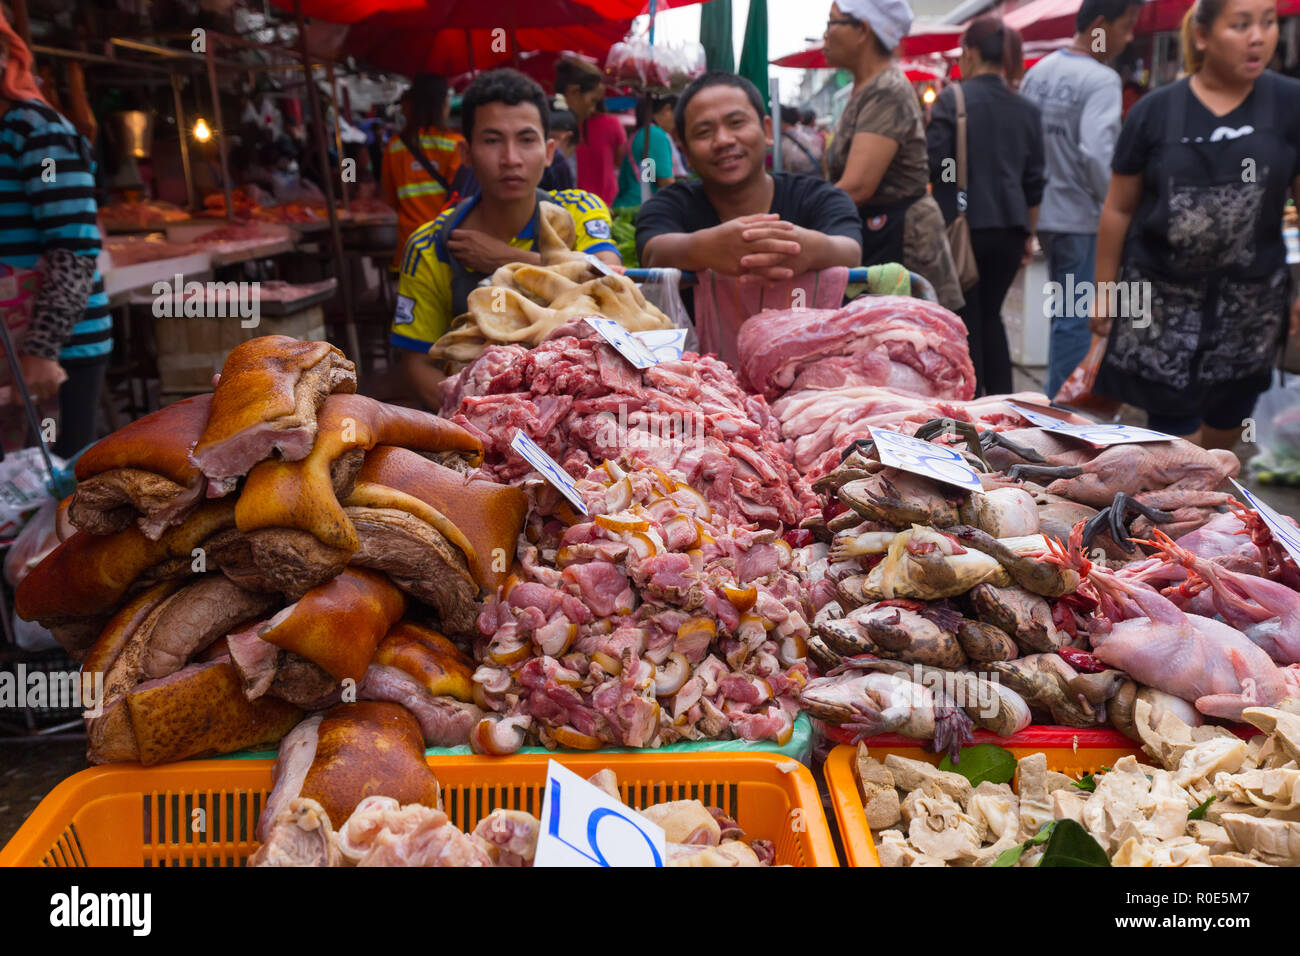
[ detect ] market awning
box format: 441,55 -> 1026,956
771,22 -> 964,69
269,0 -> 719,26
770,46 -> 946,83
342,13 -> 631,77
269,0 -> 657,25
1000,0 -> 1080,42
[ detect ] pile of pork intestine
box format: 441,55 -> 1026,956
468,458 -> 812,752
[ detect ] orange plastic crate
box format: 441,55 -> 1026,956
1,752 -> 837,867
824,743 -> 1145,867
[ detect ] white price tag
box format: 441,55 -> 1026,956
871,426 -> 983,492
509,431 -> 589,515
1231,479 -> 1300,567
585,316 -> 660,369
534,760 -> 666,867
1008,403 -> 1175,446
632,328 -> 687,362
585,253 -> 619,277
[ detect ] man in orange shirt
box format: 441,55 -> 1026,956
382,74 -> 471,268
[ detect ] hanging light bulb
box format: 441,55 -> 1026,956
193,118 -> 212,142
922,87 -> 937,105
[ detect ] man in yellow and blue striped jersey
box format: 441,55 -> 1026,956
391,69 -> 620,410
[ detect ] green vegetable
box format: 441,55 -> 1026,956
1036,819 -> 1110,867
1072,765 -> 1112,792
938,744 -> 1017,786
1188,796 -> 1216,821
991,842 -> 1026,867
991,820 -> 1056,867
611,208 -> 639,267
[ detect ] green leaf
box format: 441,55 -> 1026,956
938,744 -> 1017,786
991,843 -> 1025,867
1028,820 -> 1057,846
1188,796 -> 1216,821
1072,773 -> 1097,792
990,822 -> 1055,867
1036,819 -> 1111,867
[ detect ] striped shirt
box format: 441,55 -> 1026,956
0,99 -> 110,365
381,126 -> 466,267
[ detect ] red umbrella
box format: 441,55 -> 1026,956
771,22 -> 965,68
270,0 -> 688,26
770,46 -> 827,69
1001,0 -> 1082,42
343,11 -> 631,77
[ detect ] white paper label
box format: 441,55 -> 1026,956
1231,479 -> 1300,567
870,426 -> 983,492
632,328 -> 687,362
534,760 -> 666,867
586,253 -> 619,277
510,431 -> 589,514
1008,403 -> 1175,446
585,316 -> 660,369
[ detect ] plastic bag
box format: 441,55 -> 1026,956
3,494 -> 63,651
0,445 -> 62,547
636,267 -> 697,353
1053,335 -> 1121,419
605,39 -> 705,90
1247,371 -> 1300,485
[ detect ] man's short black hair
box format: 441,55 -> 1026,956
549,108 -> 578,134
674,70 -> 766,142
1075,0 -> 1141,32
461,68 -> 551,141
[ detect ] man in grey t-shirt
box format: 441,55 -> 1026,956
1020,0 -> 1139,399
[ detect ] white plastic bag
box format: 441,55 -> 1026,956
637,268 -> 697,353
0,445 -> 62,547
1247,371 -> 1300,485
3,495 -> 63,651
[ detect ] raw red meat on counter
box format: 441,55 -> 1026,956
444,328 -> 819,527
470,459 -> 811,750
771,386 -> 1077,481
737,295 -> 976,402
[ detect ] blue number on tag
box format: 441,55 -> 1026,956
546,777 -> 664,867
875,431 -> 980,488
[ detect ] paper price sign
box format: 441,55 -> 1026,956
534,760 -> 666,867
870,426 -> 983,492
510,431 -> 589,515
632,328 -> 688,362
1008,403 -> 1174,446
1231,479 -> 1300,567
585,253 -> 619,278
585,316 -> 660,369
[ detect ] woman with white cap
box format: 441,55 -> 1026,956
824,0 -> 964,313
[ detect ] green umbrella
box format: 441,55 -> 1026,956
737,0 -> 770,111
700,0 -> 734,72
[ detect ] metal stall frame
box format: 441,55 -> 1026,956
48,27 -> 369,375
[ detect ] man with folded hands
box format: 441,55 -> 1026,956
636,72 -> 862,367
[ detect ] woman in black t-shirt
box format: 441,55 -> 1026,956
1091,0 -> 1300,448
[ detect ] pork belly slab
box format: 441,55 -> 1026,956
70,393 -> 213,538
191,335 -> 357,493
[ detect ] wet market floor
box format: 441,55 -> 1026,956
2,365 -> 1299,852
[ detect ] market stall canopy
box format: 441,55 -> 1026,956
770,22 -> 964,68
341,11 -> 631,77
1000,0 -> 1081,41
771,50 -> 947,82
270,0 -> 656,25
946,35 -> 1067,73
